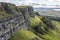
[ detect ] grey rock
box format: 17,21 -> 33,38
0,2 -> 34,40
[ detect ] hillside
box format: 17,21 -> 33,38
0,2 -> 60,40
10,13 -> 60,40
0,2 -> 34,40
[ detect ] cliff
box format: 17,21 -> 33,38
0,2 -> 34,40
0,2 -> 60,40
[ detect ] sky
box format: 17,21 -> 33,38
0,0 -> 60,8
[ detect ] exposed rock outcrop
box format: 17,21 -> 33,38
0,2 -> 34,40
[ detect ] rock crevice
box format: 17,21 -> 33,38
0,2 -> 34,40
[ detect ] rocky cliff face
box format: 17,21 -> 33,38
0,2 -> 34,40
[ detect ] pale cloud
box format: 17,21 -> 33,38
0,0 -> 60,5
0,0 -> 60,8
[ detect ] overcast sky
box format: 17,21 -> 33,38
0,0 -> 60,8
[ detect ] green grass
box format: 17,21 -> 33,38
29,14 -> 60,40
10,30 -> 42,40
30,15 -> 42,28
41,20 -> 60,40
0,11 -> 13,19
52,20 -> 60,31
10,13 -> 60,40
41,29 -> 60,40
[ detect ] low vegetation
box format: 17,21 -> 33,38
10,13 -> 60,40
10,30 -> 42,40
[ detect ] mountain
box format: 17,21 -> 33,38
0,2 -> 60,40
0,2 -> 34,40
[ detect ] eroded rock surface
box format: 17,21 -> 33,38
0,2 -> 34,40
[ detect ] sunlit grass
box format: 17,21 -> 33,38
30,15 -> 42,28
52,20 -> 60,31
10,30 -> 41,40
10,13 -> 60,40
30,15 -> 60,40
41,20 -> 60,40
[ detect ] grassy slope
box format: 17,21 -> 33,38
52,20 -> 60,32
10,30 -> 42,40
40,17 -> 60,40
10,14 -> 60,40
10,15 -> 43,40
30,14 -> 60,40
30,15 -> 42,28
